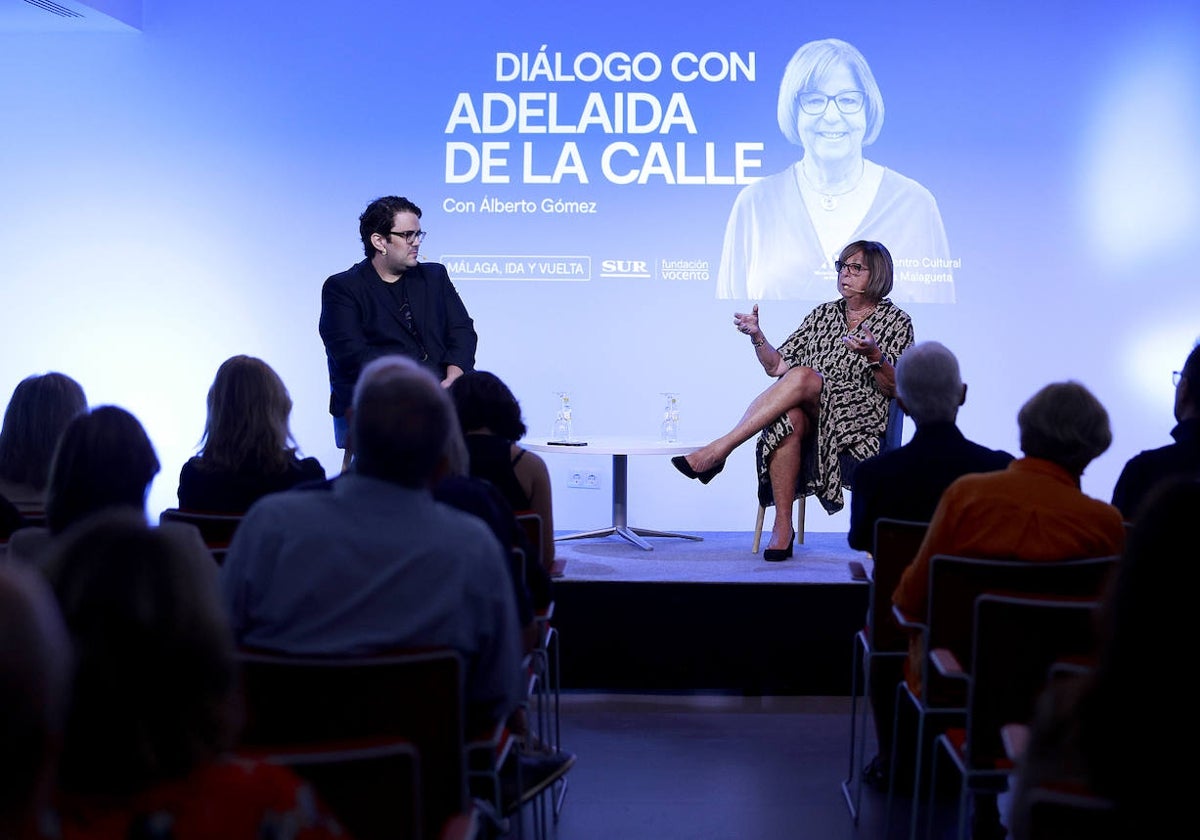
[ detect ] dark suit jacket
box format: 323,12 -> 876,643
319,259 -> 478,417
1111,417 -> 1200,520
847,422 -> 1013,551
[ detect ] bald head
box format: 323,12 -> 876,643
895,341 -> 966,425
351,356 -> 455,487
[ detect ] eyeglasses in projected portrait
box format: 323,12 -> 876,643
717,38 -> 957,303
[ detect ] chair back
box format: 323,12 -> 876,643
925,554 -> 1116,676
236,648 -> 467,840
882,398 -> 905,452
267,739 -> 423,840
1025,785 -> 1118,840
869,518 -> 929,652
515,511 -> 543,568
965,594 -> 1100,772
159,508 -> 243,563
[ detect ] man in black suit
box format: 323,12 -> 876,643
848,340 -> 1013,551
846,340 -> 1012,789
319,196 -> 478,459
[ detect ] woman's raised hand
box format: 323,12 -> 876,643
843,323 -> 880,358
733,304 -> 760,338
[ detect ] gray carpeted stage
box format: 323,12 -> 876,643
548,531 -> 874,696
551,530 -> 871,584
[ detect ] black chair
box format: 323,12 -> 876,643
236,648 -> 471,840
842,517 -> 929,822
889,554 -> 1118,840
265,738 -> 426,840
159,508 -> 244,564
928,594 -> 1101,840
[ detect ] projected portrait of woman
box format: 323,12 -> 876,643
717,38 -> 955,303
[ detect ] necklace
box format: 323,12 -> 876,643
799,161 -> 865,211
846,303 -> 876,330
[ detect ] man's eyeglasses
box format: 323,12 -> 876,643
1174,371 -> 1185,387
835,260 -> 867,277
798,90 -> 865,116
388,229 -> 427,245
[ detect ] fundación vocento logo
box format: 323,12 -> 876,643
659,259 -> 711,281
599,258 -> 652,279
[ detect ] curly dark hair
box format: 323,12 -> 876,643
359,195 -> 422,258
449,371 -> 527,442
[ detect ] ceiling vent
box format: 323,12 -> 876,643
21,0 -> 84,17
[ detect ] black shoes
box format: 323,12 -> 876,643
500,747 -> 576,813
862,753 -> 890,791
671,455 -> 726,484
763,531 -> 795,562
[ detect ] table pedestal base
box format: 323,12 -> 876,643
554,453 -> 703,551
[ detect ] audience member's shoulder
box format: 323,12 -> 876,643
295,456 -> 327,481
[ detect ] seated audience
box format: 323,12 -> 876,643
892,380 -> 1125,840
178,355 -> 325,513
43,511 -> 342,839
6,406 -> 161,566
847,341 -> 1012,789
0,564 -> 71,840
449,370 -> 556,571
219,355 -> 523,738
433,427 -> 550,649
1110,341 -> 1200,520
0,372 -> 87,514
1008,478 -> 1199,840
848,341 -> 1013,551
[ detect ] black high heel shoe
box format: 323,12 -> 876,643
763,531 -> 796,562
671,455 -> 726,485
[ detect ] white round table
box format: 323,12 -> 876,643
525,437 -> 705,550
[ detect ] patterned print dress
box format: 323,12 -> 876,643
755,298 -> 914,514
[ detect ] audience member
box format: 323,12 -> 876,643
0,372 -> 87,514
42,511 -> 342,839
894,381 -> 1125,679
6,406 -> 160,566
1008,477 -> 1199,840
848,341 -> 1013,551
847,341 -> 1012,789
178,355 -> 325,513
432,425 -> 549,649
449,370 -> 556,571
219,355 -> 523,738
0,564 -> 71,840
1110,341 -> 1200,520
892,380 -> 1124,840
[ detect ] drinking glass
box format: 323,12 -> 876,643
660,392 -> 680,443
551,391 -> 574,442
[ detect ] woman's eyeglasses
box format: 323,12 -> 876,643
835,260 -> 867,277
798,90 -> 865,116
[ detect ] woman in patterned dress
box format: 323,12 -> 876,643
673,240 -> 914,560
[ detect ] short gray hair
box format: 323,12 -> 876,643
895,342 -> 962,425
1018,381 -> 1112,474
777,38 -> 885,149
351,356 -> 453,487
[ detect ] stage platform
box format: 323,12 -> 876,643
549,531 -> 872,696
